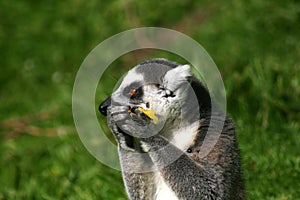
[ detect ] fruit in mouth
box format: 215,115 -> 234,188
128,106 -> 158,124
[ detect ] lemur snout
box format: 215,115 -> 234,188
99,97 -> 111,116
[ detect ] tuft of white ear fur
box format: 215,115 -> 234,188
163,64 -> 192,92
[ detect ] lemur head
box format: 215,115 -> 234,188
99,59 -> 211,151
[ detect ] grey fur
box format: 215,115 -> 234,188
99,59 -> 246,200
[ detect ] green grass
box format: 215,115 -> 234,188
1,0 -> 299,199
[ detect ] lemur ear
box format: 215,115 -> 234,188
162,64 -> 192,92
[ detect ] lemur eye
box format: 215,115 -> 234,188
129,87 -> 143,100
130,89 -> 137,97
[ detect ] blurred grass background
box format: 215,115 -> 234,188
0,0 -> 299,199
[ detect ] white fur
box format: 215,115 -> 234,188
170,121 -> 199,151
154,172 -> 178,200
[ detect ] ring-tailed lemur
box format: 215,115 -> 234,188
99,59 -> 246,200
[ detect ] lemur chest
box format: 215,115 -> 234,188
154,172 -> 178,200
153,123 -> 199,200
169,121 -> 199,151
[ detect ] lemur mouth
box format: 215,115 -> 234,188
113,105 -> 158,151
128,106 -> 158,124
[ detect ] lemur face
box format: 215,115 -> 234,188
99,59 -> 193,151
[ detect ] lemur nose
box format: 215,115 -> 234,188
99,97 -> 111,116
